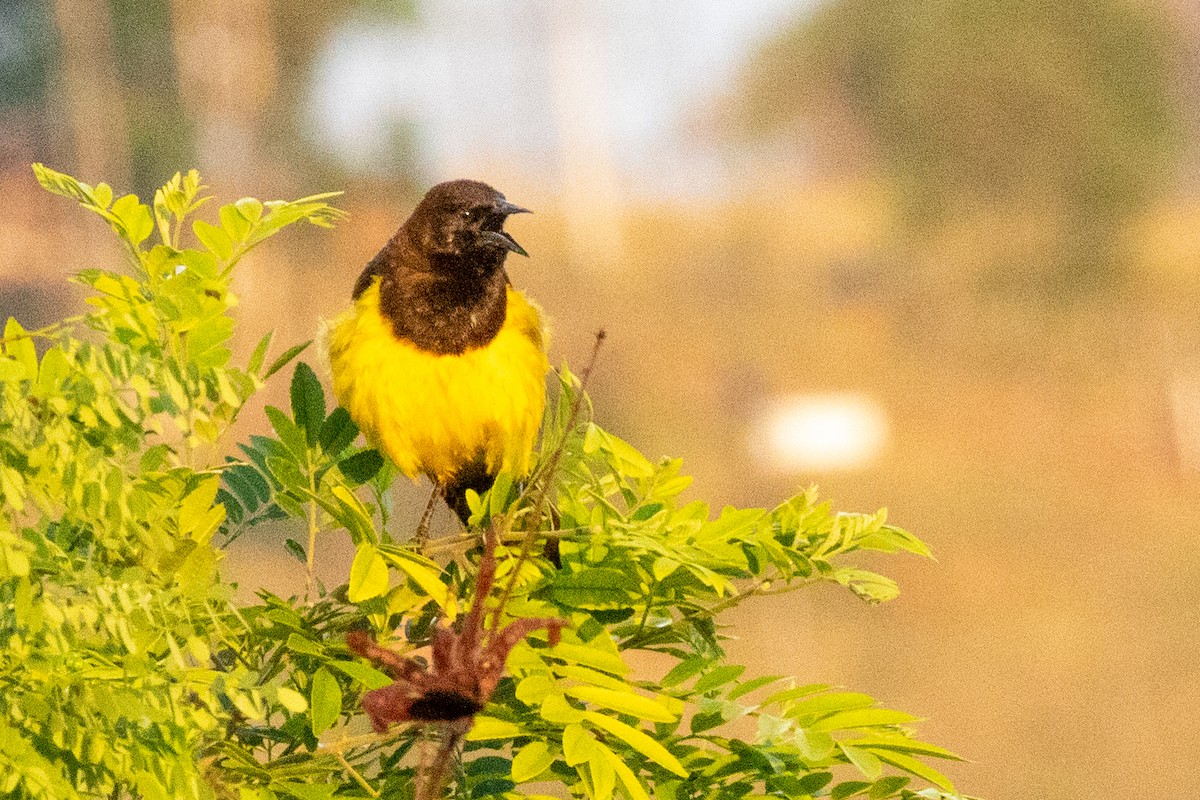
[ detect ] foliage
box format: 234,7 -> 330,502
0,167 -> 971,800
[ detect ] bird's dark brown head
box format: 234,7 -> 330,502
405,179 -> 530,263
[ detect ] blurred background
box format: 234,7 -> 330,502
2,0 -> 1199,796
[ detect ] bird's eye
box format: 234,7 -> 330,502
461,209 -> 475,221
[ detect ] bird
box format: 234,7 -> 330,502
327,180 -> 548,534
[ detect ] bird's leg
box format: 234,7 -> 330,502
414,484 -> 442,549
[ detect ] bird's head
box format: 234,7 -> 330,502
406,179 -> 531,264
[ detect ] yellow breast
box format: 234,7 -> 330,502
327,280 -> 548,484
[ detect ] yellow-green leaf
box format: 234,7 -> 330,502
809,708 -> 919,732
540,693 -> 586,725
512,741 -> 556,783
599,745 -> 652,800
585,742 -> 617,800
310,666 -> 341,736
562,723 -> 595,766
550,641 -> 630,676
328,659 -> 393,690
379,547 -> 454,619
276,686 -> 308,714
348,545 -> 389,603
840,744 -> 883,780
565,686 -> 676,723
466,716 -> 524,741
871,750 -> 956,793
3,319 -> 36,379
583,711 -> 688,777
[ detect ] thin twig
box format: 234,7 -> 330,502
422,527 -> 584,556
525,329 -> 607,534
334,750 -> 380,798
416,730 -> 462,800
622,575 -> 789,649
489,330 -> 606,633
323,726 -> 405,756
305,465 -> 320,601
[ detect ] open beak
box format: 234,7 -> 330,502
486,199 -> 532,256
480,229 -> 528,257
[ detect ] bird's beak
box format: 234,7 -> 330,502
488,199 -> 531,256
497,200 -> 531,217
481,230 -> 529,257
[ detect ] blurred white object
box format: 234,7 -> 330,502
753,393 -> 889,472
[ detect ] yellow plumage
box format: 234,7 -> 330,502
328,278 -> 548,485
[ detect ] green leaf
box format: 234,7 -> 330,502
276,686 -> 309,714
235,196 -> 265,222
348,544 -> 390,602
831,781 -> 872,800
785,691 -> 875,719
467,716 -> 525,741
264,340 -> 311,380
264,406 -> 308,459
835,568 -> 901,604
694,665 -> 746,694
760,683 -> 831,708
600,746 -> 652,800
584,743 -> 617,800
284,538 -> 307,564
840,744 -> 884,780
220,201 -> 252,243
539,693 -> 586,725
179,476 -> 222,538
660,657 -> 708,688
488,471 -> 515,517
582,711 -> 688,777
3,319 -> 37,379
339,449 -> 383,485
193,219 -> 233,261
870,751 -> 956,793
111,193 -> 154,245
554,664 -> 634,693
248,330 -> 273,374
273,783 -> 338,800
290,362 -> 326,447
726,674 -> 786,701
286,633 -> 325,657
795,727 -> 836,761
868,776 -> 910,799
850,737 -> 962,761
585,424 -> 655,478
472,777 -> 515,798
319,407 -> 358,455
328,659 -> 393,690
309,666 -> 342,736
511,741 -> 556,783
550,642 -> 630,676
378,546 -> 454,618
562,723 -> 595,766
809,708 -> 920,732
324,485 -> 378,544
564,686 -> 676,723
548,568 -> 638,610
36,346 -> 69,394
223,463 -> 266,511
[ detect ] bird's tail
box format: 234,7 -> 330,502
443,463 -> 561,567
442,462 -> 495,525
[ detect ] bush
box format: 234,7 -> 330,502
0,166 -> 968,800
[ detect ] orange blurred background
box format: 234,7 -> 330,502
2,2 -> 1199,797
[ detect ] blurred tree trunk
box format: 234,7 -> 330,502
168,0 -> 278,193
48,0 -> 130,188
547,2 -> 624,273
